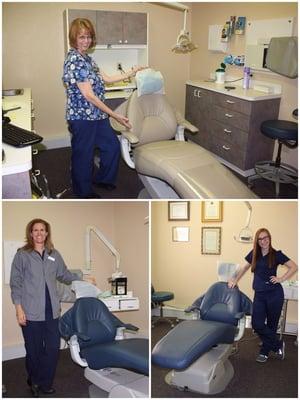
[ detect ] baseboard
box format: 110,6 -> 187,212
152,305 -> 197,320
36,134 -> 71,151
3,339 -> 68,361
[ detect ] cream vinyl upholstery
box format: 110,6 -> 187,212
110,91 -> 257,199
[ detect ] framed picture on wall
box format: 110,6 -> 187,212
168,201 -> 190,221
201,201 -> 223,222
172,227 -> 190,242
201,227 -> 221,255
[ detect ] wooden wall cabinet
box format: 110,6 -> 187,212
67,9 -> 147,46
185,84 -> 281,172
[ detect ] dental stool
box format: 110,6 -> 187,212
248,110 -> 298,197
110,72 -> 257,199
151,285 -> 175,328
152,282 -> 252,395
59,297 -> 149,398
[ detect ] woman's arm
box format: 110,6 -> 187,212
101,66 -> 145,84
228,262 -> 251,288
270,259 -> 298,284
77,81 -> 131,129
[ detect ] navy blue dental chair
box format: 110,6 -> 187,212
151,285 -> 175,327
59,297 -> 149,398
152,282 -> 252,395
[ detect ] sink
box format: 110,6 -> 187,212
2,89 -> 24,96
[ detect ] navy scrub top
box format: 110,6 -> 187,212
245,250 -> 289,292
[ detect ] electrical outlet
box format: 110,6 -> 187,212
117,62 -> 122,71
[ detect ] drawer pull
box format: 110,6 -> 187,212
225,113 -> 233,118
226,100 -> 235,104
194,89 -> 201,98
222,145 -> 231,151
224,128 -> 232,134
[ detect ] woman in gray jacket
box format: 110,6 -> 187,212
10,218 -> 95,397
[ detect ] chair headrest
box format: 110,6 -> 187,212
200,282 -> 242,326
136,68 -> 165,97
217,261 -> 239,282
59,297 -> 117,348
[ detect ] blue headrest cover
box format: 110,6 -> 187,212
59,297 -> 117,348
200,282 -> 242,326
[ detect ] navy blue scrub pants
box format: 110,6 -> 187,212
21,286 -> 60,390
251,285 -> 284,356
69,118 -> 121,197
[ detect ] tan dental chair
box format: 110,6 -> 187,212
110,91 -> 257,199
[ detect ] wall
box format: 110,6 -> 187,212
190,2 -> 298,167
2,2 -> 190,143
2,201 -> 149,353
152,200 -> 298,324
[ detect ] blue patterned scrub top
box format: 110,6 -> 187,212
62,48 -> 108,121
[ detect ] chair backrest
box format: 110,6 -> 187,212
125,91 -> 178,146
200,282 -> 242,326
59,297 -> 117,349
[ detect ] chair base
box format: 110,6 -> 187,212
248,160 -> 298,198
85,367 -> 149,398
164,343 -> 234,395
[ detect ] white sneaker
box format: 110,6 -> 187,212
256,353 -> 268,363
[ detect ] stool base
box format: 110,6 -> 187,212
248,161 -> 298,198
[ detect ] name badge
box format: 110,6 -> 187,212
48,256 -> 55,262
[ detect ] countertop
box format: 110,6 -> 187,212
186,80 -> 282,101
2,88 -> 32,175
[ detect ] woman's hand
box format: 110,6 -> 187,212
228,279 -> 237,289
112,113 -> 132,129
83,275 -> 97,286
270,276 -> 282,284
129,65 -> 147,77
16,305 -> 27,326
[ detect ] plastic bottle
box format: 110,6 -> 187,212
243,67 -> 251,89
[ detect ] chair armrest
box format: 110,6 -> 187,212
175,111 -> 199,133
69,335 -> 88,367
122,131 -> 140,145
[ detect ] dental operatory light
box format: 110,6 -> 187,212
85,225 -> 123,279
234,201 -> 254,243
154,2 -> 198,54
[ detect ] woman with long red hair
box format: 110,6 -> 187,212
228,228 -> 297,363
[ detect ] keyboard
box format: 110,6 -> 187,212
2,123 -> 43,147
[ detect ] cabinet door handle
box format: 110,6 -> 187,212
32,149 -> 39,155
119,40 -> 122,43
224,128 -> 232,134
222,145 -> 231,151
226,100 -> 235,104
225,113 -> 233,118
193,89 -> 201,98
124,40 -> 128,44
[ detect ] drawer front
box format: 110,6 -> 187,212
213,92 -> 252,115
212,105 -> 250,131
210,120 -> 248,151
210,139 -> 247,170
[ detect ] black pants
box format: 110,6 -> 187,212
21,286 -> 60,390
251,285 -> 284,356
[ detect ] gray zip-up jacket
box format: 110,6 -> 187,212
10,248 -> 81,321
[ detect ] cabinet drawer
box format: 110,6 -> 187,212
212,105 -> 250,131
210,139 -> 246,170
210,120 -> 248,151
120,298 -> 139,310
213,92 -> 252,115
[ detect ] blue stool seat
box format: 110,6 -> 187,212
152,291 -> 174,303
152,286 -> 175,327
261,120 -> 297,142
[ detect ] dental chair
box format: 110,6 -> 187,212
152,281 -> 252,395
110,70 -> 257,199
59,297 -> 149,398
